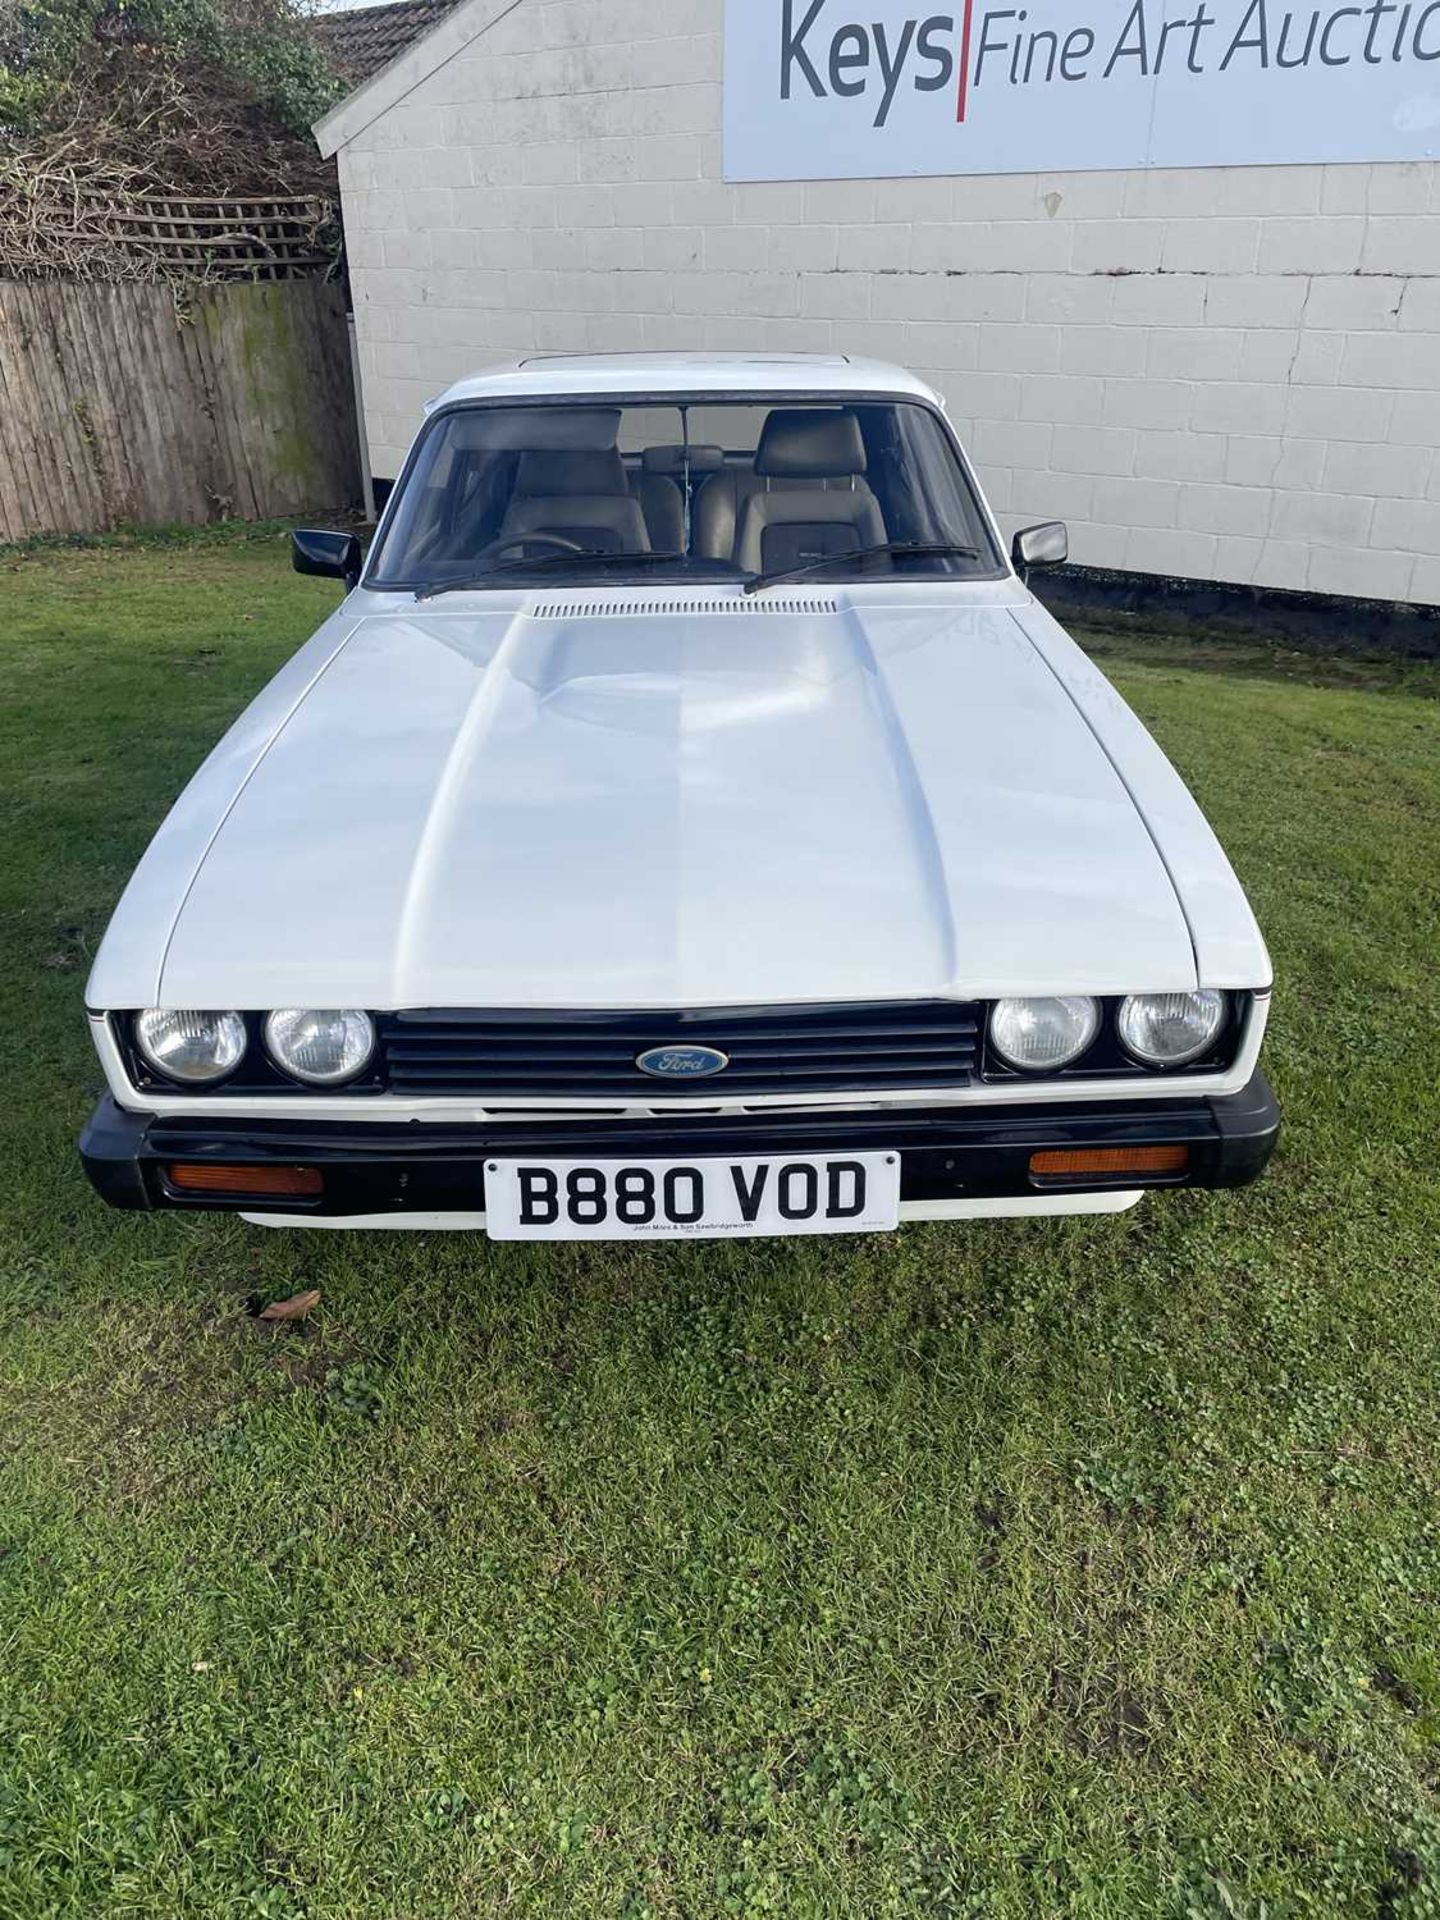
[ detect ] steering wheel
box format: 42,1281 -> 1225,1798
473,532 -> 588,565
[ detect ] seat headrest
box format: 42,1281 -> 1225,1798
754,409 -> 867,479
515,447 -> 627,496
640,443 -> 725,476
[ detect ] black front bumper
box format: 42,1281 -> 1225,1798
79,1074 -> 1280,1219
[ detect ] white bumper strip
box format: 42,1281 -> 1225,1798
239,1191 -> 1144,1231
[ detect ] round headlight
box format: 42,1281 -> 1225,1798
135,1008 -> 246,1084
264,1009 -> 375,1086
990,996 -> 1101,1072
1117,991 -> 1226,1067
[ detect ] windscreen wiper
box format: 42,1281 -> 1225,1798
415,550 -> 686,600
742,541 -> 985,595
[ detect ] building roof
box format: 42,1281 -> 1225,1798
313,0 -> 512,156
312,0 -> 460,89
424,354 -> 942,412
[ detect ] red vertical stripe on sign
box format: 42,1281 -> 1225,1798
956,0 -> 975,120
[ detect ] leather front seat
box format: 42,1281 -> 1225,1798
734,410 -> 884,574
498,448 -> 650,555
695,410 -> 884,569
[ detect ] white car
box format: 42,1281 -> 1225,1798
81,353 -> 1277,1239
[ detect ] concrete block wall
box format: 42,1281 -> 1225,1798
333,0 -> 1440,605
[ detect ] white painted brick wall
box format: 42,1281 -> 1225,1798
335,0 -> 1440,606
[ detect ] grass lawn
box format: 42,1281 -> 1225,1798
2,527 -> 1439,1919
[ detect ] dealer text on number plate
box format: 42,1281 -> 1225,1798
484,1152 -> 901,1240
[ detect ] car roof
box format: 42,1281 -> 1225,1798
425,352 -> 943,411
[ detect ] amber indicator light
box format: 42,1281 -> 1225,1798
167,1163 -> 323,1197
1030,1144 -> 1190,1179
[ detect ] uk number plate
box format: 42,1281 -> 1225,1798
484,1152 -> 901,1241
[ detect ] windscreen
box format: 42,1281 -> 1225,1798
367,397 -> 1001,590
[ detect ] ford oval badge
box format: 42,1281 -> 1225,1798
635,1044 -> 730,1079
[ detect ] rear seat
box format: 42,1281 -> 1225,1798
632,444 -> 724,552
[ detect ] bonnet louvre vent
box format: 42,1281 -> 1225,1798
529,595 -> 838,619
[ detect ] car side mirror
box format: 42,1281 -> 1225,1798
1011,521 -> 1068,573
292,529 -> 362,588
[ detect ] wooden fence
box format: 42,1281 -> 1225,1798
0,276 -> 361,541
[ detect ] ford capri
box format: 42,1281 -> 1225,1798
80,353 -> 1278,1238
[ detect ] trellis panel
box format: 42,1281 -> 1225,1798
0,193 -> 340,284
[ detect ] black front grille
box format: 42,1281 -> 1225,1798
377,1002 -> 981,1098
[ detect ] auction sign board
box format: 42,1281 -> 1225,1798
723,0 -> 1440,176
